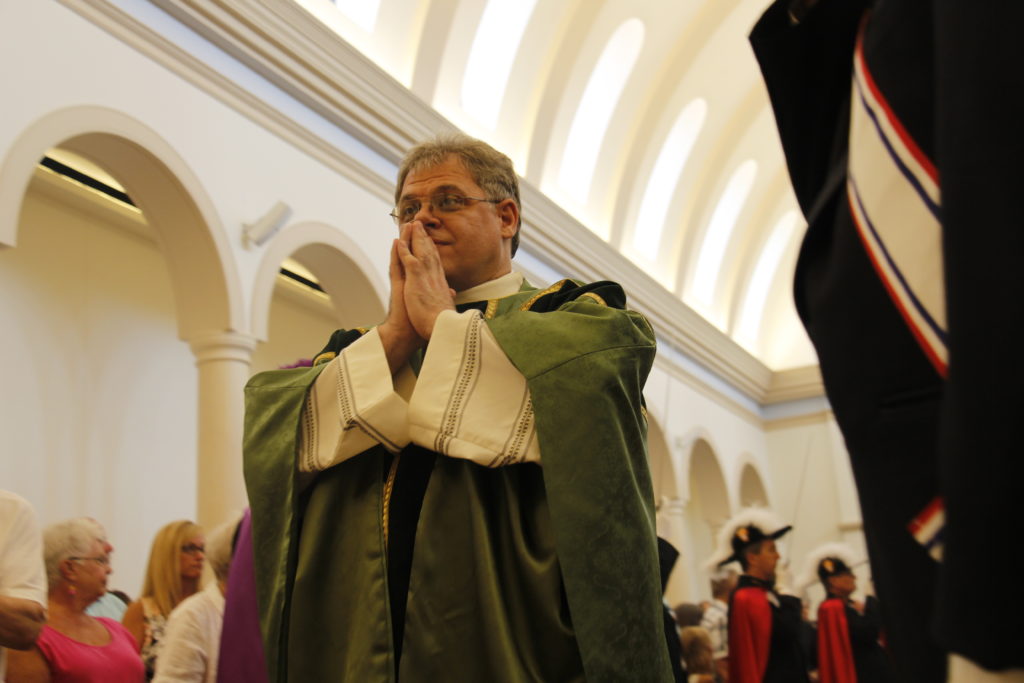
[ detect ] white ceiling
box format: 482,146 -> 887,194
297,0 -> 818,370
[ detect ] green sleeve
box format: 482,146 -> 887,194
242,365 -> 326,682
486,296 -> 674,682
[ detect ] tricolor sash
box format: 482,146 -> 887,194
847,19 -> 947,559
847,22 -> 947,378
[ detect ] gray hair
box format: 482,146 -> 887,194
205,513 -> 243,583
395,133 -> 522,255
43,518 -> 105,589
710,567 -> 738,597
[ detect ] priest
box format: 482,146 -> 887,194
241,134 -> 673,682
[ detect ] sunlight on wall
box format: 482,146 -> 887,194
332,0 -> 381,33
632,99 -> 707,260
689,159 -> 758,321
734,209 -> 801,353
295,0 -> 415,85
557,19 -> 645,208
461,0 -> 538,130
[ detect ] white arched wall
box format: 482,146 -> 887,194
1,165 -> 199,594
0,106 -> 243,338
0,105 -> 258,556
250,220 -> 388,341
738,460 -> 771,508
677,436 -> 732,601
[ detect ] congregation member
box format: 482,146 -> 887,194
750,1 -> 1024,679
122,521 -> 205,680
707,509 -> 806,683
6,518 -> 143,682
240,133 -> 672,681
0,491 -> 47,681
799,544 -> 891,683
152,514 -> 241,683
701,567 -> 737,682
680,626 -> 718,683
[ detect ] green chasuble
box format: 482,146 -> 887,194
243,278 -> 674,682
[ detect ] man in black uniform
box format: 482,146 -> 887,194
750,1 -> 1024,680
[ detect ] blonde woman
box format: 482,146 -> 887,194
152,514 -> 242,683
122,521 -> 204,680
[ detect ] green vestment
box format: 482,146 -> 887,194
243,279 -> 673,682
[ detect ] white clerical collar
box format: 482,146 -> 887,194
454,271 -> 524,304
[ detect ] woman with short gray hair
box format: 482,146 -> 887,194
7,518 -> 144,681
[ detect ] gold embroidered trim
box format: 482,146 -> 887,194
484,299 -> 499,319
382,455 -> 400,549
312,351 -> 336,366
519,279 -> 569,311
578,292 -> 607,306
640,405 -> 648,425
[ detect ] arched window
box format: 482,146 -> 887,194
462,0 -> 539,129
633,99 -> 707,260
690,160 -> 758,315
734,209 -> 801,350
558,19 -> 645,205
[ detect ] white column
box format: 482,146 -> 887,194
188,331 -> 258,531
659,497 -> 691,604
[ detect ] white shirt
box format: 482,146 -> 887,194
0,491 -> 47,681
299,271 -> 541,472
151,582 -> 225,683
700,598 -> 729,659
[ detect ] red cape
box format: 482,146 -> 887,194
729,586 -> 772,683
818,598 -> 856,683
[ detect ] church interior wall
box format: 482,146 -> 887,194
2,179 -> 199,595
765,415 -> 869,608
0,0 -> 866,613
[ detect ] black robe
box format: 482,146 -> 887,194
750,1 -> 1024,678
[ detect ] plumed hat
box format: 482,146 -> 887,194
795,542 -> 858,591
704,508 -> 792,570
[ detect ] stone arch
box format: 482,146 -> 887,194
672,434 -> 732,601
738,459 -> 770,507
250,220 -> 387,340
0,106 -> 242,338
688,438 -> 732,529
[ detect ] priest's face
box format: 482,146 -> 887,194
395,155 -> 518,292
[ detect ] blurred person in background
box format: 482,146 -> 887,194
680,626 -> 719,683
701,568 -> 738,682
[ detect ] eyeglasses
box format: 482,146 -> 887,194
69,555 -> 111,566
181,544 -> 205,555
390,193 -> 500,225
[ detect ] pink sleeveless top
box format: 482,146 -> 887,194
36,617 -> 144,682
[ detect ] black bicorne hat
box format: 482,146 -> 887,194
816,555 -> 853,584
705,508 -> 793,570
722,522 -> 792,567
